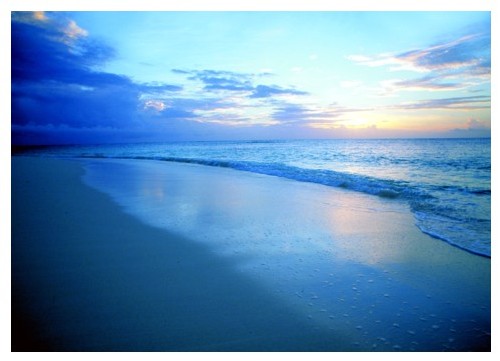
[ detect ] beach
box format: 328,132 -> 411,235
11,157 -> 491,351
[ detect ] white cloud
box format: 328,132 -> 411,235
63,20 -> 89,41
144,100 -> 166,111
465,118 -> 489,130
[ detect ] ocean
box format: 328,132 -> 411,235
16,138 -> 491,257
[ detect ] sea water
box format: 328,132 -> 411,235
19,138 -> 491,257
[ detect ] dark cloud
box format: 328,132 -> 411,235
201,77 -> 254,92
11,13 -> 183,144
173,68 -> 308,98
13,14 -> 311,145
184,69 -> 254,92
12,81 -> 141,128
250,85 -> 308,98
171,69 -> 191,74
147,104 -> 196,120
12,19 -> 181,93
12,18 -> 119,86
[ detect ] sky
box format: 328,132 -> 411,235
11,10 -> 491,144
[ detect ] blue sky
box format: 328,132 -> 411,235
11,11 -> 491,144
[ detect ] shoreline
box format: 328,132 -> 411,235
13,146 -> 491,259
11,156 -> 491,351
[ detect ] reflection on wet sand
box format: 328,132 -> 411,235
83,158 -> 490,351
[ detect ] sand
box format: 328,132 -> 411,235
11,157 -> 491,351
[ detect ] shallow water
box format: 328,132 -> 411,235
82,158 -> 491,351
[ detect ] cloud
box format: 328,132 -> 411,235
33,11 -> 48,21
11,15 -> 145,92
202,78 -> 253,92
270,102 -> 372,127
63,20 -> 88,41
163,68 -> 311,127
394,34 -> 489,73
349,30 -> 490,95
12,16 -> 182,94
171,69 -> 191,75
464,118 -> 489,130
270,95 -> 490,132
451,118 -> 490,132
144,100 -> 167,112
447,118 -> 491,137
12,81 -> 141,129
173,68 -> 309,98
11,12 -> 183,143
137,83 -> 183,93
250,85 -> 308,98
11,11 -> 48,25
350,33 -> 489,73
183,69 -> 254,92
378,75 -> 467,95
13,12 -> 489,145
271,104 -> 315,124
391,95 -> 490,111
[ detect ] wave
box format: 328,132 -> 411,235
75,153 -> 490,203
83,154 -> 412,199
65,153 -> 491,258
414,213 -> 491,258
470,189 -> 491,196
